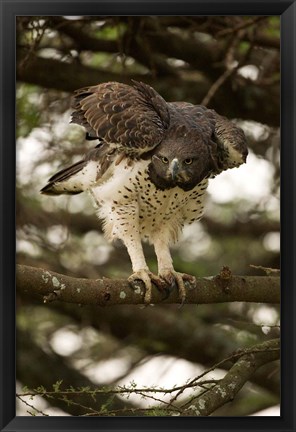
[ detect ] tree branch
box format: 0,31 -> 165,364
49,17 -> 177,77
182,338 -> 280,416
16,49 -> 135,92
17,328 -> 136,416
145,17 -> 280,50
17,264 -> 280,306
18,279 -> 280,396
16,49 -> 280,126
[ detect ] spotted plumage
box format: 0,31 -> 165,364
41,81 -> 248,303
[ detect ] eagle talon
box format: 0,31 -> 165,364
150,277 -> 172,300
156,284 -> 174,300
160,270 -> 196,304
128,269 -> 161,304
182,273 -> 196,287
128,269 -> 178,303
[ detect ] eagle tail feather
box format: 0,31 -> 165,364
40,160 -> 89,195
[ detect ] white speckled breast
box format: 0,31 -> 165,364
90,159 -> 208,244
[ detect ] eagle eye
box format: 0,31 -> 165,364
161,156 -> 169,164
184,158 -> 193,165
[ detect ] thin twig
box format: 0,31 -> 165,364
17,395 -> 49,417
216,17 -> 267,37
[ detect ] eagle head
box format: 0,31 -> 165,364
148,130 -> 218,191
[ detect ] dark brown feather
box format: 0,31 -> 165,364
169,102 -> 248,172
71,81 -> 170,156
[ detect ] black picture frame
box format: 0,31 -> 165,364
1,1 -> 295,431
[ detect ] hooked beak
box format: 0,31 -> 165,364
169,158 -> 180,181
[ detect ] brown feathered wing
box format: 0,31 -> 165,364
71,80 -> 170,155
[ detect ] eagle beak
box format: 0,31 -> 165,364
169,158 -> 180,180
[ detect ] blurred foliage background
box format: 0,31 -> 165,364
16,16 -> 280,416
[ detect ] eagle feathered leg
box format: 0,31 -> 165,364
109,205 -> 167,304
124,241 -> 181,304
125,234 -> 195,304
117,229 -> 161,304
125,230 -> 197,304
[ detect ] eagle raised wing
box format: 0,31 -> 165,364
41,81 -> 171,196
71,81 -> 170,155
169,102 -> 248,174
